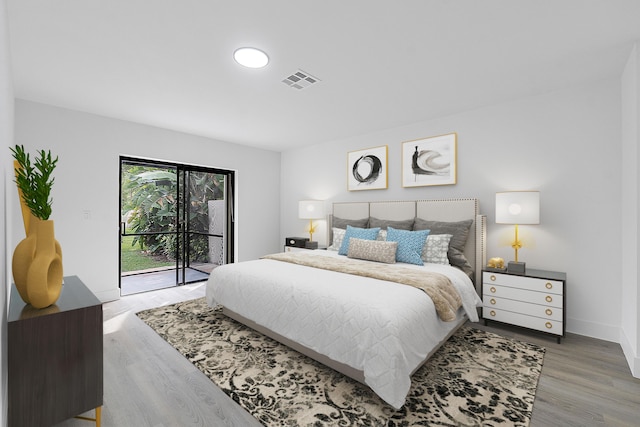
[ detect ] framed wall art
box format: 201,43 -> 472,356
347,145 -> 388,191
401,133 -> 457,187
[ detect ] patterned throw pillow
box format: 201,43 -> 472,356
422,234 -> 453,264
327,228 -> 346,251
338,225 -> 381,255
413,218 -> 473,276
386,226 -> 430,265
347,238 -> 398,264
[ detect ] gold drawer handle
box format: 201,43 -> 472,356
545,282 -> 553,290
545,308 -> 553,316
490,298 -> 496,305
545,322 -> 553,329
490,310 -> 496,317
490,287 -> 497,293
545,295 -> 553,303
490,275 -> 496,281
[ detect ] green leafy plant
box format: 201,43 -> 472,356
10,144 -> 59,220
121,165 -> 225,263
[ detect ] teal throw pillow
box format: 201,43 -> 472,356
338,225 -> 381,255
386,226 -> 430,265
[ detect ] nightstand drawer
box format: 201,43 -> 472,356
284,246 -> 309,253
284,245 -> 326,252
483,272 -> 563,295
483,283 -> 563,308
483,296 -> 563,321
482,307 -> 563,336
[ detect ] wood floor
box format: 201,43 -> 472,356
54,283 -> 640,427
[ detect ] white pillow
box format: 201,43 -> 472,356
421,234 -> 452,264
327,227 -> 346,251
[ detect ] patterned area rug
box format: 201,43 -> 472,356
137,298 -> 545,427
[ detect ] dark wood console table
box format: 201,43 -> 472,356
8,276 -> 103,427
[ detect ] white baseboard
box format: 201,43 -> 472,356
566,317 -> 620,343
620,328 -> 640,378
569,318 -> 640,378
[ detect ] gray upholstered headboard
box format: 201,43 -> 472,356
328,199 -> 486,291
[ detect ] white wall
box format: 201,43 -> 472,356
281,79 -> 623,343
0,0 -> 12,423
621,43 -> 640,377
13,100 -> 281,301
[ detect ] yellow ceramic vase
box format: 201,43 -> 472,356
12,214 -> 63,308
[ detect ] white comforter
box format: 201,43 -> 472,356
206,250 -> 481,409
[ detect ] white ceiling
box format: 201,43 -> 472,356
7,0 -> 640,152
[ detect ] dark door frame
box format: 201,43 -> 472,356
118,156 -> 235,292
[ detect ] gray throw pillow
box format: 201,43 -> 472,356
331,216 -> 369,229
368,217 -> 414,230
413,218 -> 474,277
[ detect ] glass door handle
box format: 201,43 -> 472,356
120,222 -> 126,235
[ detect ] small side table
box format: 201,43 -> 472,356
482,268 -> 566,343
8,276 -> 103,426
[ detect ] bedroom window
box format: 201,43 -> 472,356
118,156 -> 235,295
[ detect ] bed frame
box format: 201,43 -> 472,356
224,198 -> 486,386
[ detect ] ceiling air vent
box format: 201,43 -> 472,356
282,70 -> 320,90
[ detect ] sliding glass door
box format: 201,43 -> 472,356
119,157 -> 234,295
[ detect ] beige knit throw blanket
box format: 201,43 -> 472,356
262,252 -> 462,322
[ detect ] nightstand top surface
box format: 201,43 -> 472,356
483,268 -> 566,281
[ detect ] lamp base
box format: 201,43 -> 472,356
507,261 -> 526,274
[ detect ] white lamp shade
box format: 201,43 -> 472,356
496,191 -> 540,224
298,200 -> 325,219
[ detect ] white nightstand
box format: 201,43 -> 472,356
482,268 -> 566,343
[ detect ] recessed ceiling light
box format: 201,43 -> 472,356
233,47 -> 269,68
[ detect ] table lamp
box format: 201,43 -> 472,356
496,191 -> 540,273
298,200 -> 325,248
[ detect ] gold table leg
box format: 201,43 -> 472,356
75,406 -> 101,426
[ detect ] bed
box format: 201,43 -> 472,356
206,199 -> 486,409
